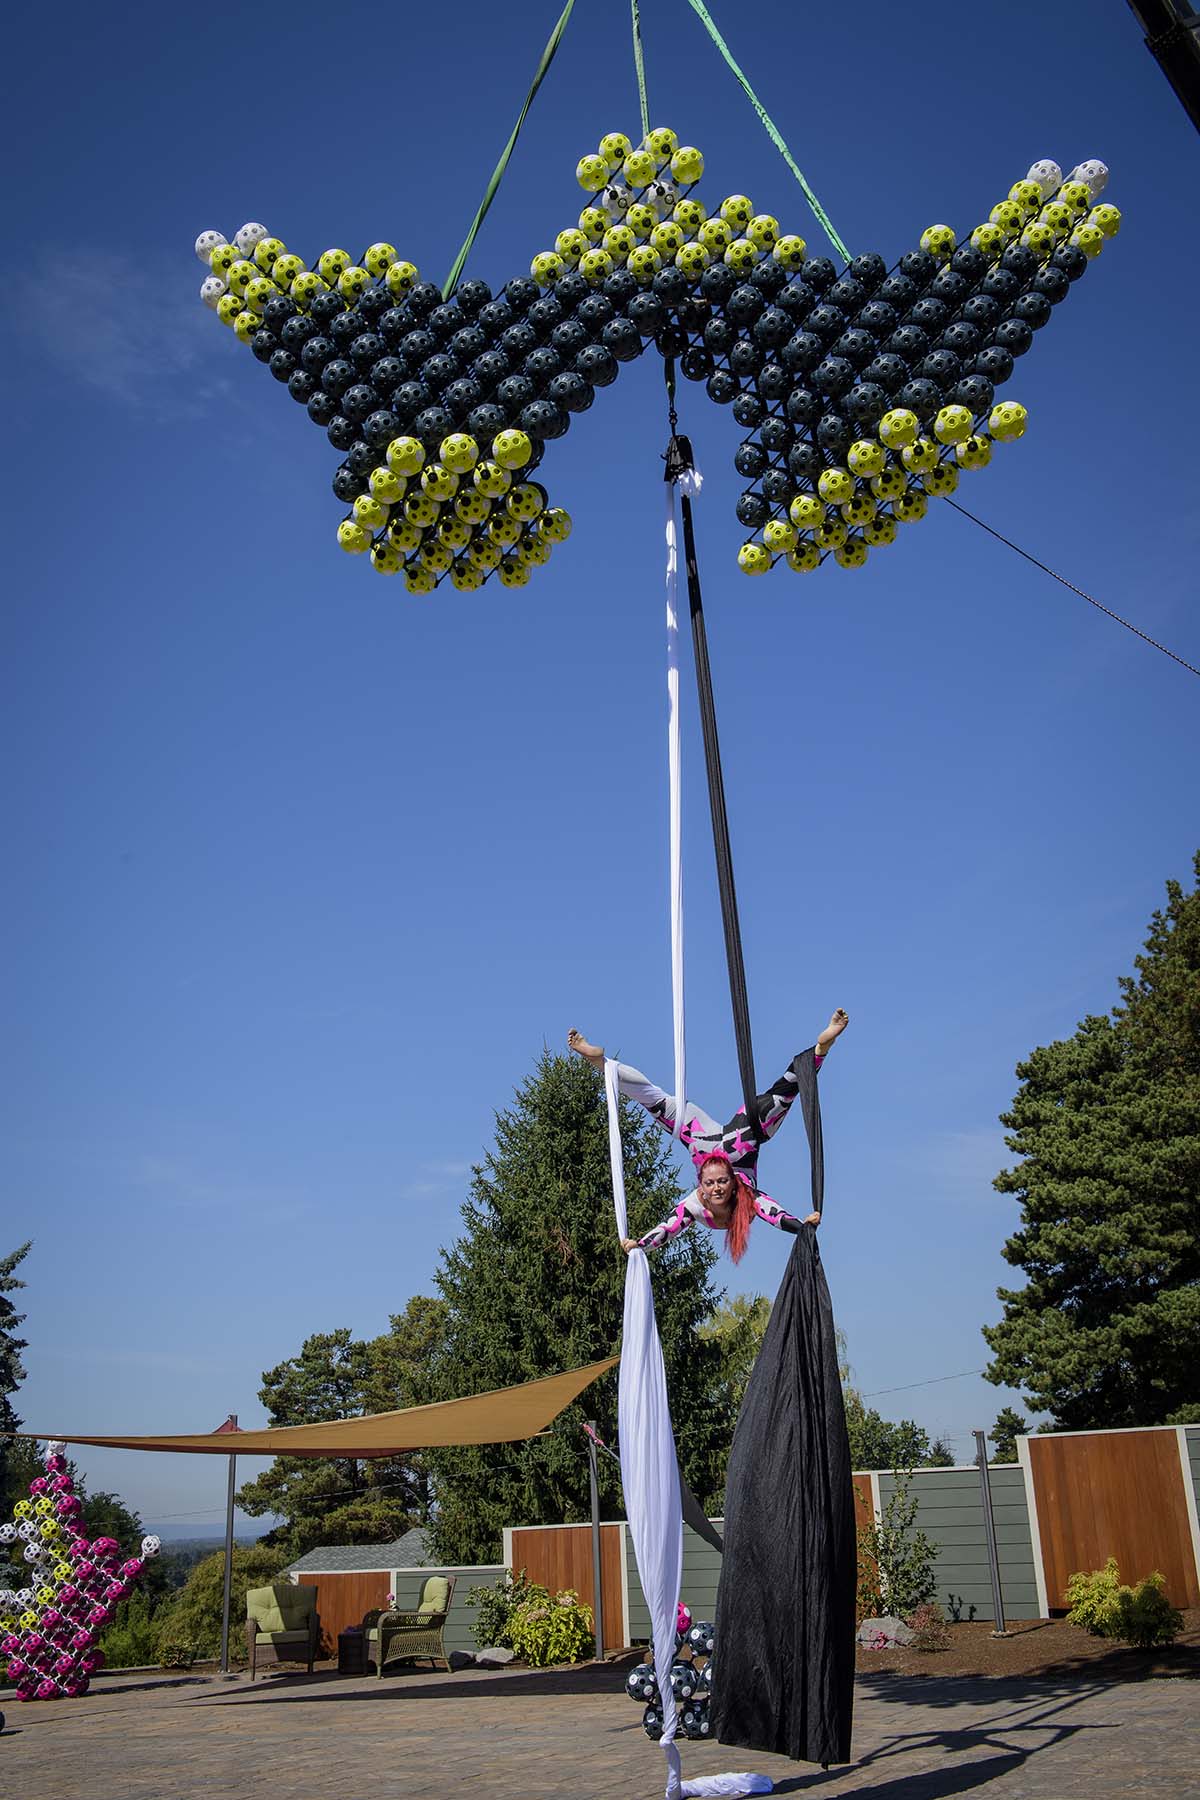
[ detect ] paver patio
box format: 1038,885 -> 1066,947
2,1660 -> 1195,1799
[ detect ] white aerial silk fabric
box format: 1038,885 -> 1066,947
605,1057 -> 684,1794
682,1779 -> 773,1798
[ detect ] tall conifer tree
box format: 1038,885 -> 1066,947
984,855 -> 1200,1426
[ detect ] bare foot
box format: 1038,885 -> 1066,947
803,1212 -> 821,1228
817,1008 -> 849,1052
568,1028 -> 606,1071
620,1237 -> 640,1254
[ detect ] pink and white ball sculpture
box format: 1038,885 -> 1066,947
0,1442 -> 160,1701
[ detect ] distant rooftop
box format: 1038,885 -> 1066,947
285,1528 -> 433,1574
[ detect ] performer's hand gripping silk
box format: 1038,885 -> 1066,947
568,1010 -> 848,1261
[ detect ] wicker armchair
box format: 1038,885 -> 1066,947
363,1575 -> 456,1676
245,1583 -> 321,1679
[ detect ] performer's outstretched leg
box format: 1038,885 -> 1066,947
567,1030 -> 724,1150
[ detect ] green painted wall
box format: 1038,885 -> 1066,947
390,1564 -> 506,1656
876,1464 -> 1040,1621
626,1520 -> 723,1641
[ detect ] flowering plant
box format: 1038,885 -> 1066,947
508,1586 -> 594,1667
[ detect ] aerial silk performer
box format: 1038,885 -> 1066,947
569,1012 -> 846,1258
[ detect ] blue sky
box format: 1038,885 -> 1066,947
3,0 -> 1197,1534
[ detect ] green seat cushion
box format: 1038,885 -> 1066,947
418,1577 -> 449,1615
247,1584 -> 315,1634
277,1585 -> 316,1630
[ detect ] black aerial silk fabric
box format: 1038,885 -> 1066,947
709,1053 -> 855,1766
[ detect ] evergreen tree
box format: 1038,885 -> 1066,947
989,1407 -> 1027,1462
420,1051 -> 730,1564
236,1328 -> 433,1559
0,1243 -> 31,1510
362,1292 -> 449,1525
983,856 -> 1200,1427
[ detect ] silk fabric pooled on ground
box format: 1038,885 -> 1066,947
710,1058 -> 855,1767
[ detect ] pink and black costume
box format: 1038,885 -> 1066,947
615,1046 -> 827,1251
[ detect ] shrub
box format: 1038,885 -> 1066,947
100,1590 -> 164,1669
856,1466 -> 937,1621
157,1628 -> 200,1669
1066,1557 -> 1184,1649
1065,1557 -> 1122,1635
1118,1575 -> 1185,1649
463,1568 -> 541,1651
507,1586 -> 594,1666
907,1601 -> 951,1652
153,1542 -> 286,1667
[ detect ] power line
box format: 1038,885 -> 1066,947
862,1367 -> 984,1399
947,498 -> 1200,679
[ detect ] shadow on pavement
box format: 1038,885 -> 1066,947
767,1676 -> 1121,1800
774,1751 -> 1026,1798
198,1664 -> 625,1708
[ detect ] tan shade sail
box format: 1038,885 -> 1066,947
22,1357 -> 618,1458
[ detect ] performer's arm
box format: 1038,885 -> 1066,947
753,1192 -> 820,1234
622,1199 -> 697,1255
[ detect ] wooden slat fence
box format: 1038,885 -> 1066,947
1028,1428 -> 1200,1610
509,1524 -> 625,1652
294,1571 -> 390,1655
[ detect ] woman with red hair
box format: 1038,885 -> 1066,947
568,1010 -> 847,1263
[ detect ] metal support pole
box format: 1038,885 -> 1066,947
220,1448 -> 237,1673
587,1421 -> 606,1659
974,1428 -> 1008,1637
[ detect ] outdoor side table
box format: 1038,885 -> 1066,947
338,1630 -> 368,1676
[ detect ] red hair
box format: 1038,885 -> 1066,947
697,1153 -> 756,1264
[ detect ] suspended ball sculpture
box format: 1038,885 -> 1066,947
195,138 -> 1117,590
0,1442 -> 160,1701
622,1606 -> 718,1742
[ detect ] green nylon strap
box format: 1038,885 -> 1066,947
442,0 -> 576,300
630,0 -> 651,140
682,0 -> 853,264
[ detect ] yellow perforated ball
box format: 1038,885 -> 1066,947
577,154 -> 610,192
817,467 -> 854,506
762,518 -> 797,554
599,131 -> 633,169
737,541 -> 773,575
789,494 -> 825,531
